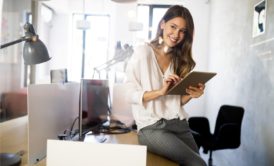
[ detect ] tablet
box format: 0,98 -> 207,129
166,71 -> 217,95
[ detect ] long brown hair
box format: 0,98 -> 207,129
150,5 -> 195,78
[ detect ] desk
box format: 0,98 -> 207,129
0,116 -> 28,165
84,132 -> 178,166
0,116 -> 178,166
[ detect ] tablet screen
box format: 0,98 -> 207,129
167,71 -> 217,95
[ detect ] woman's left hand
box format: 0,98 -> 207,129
185,83 -> 205,98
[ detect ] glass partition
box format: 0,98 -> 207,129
0,0 -> 31,122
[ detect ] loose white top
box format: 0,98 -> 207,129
125,43 -> 188,131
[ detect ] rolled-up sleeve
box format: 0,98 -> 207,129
125,46 -> 146,106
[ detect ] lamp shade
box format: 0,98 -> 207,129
23,38 -> 51,65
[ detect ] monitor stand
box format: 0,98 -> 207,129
100,116 -> 131,134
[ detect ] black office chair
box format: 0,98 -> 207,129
188,105 -> 244,166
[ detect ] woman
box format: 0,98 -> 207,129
125,5 -> 206,166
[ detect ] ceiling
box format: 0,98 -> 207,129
42,0 -> 205,14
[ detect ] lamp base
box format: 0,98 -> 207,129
0,153 -> 21,166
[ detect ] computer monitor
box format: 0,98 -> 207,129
79,79 -> 110,137
28,83 -> 80,165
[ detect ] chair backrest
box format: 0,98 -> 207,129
213,105 -> 244,148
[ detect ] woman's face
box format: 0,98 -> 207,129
160,16 -> 187,48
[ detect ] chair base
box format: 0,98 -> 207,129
208,150 -> 213,166
208,158 -> 213,166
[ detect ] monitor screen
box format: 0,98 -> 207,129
79,79 -> 109,136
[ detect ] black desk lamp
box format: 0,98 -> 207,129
0,22 -> 51,65
92,42 -> 133,78
0,22 -> 51,166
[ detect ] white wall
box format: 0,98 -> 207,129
206,0 -> 274,165
179,1 -> 210,116
0,0 -> 2,38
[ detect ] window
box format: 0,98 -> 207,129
71,14 -> 110,80
136,5 -> 170,41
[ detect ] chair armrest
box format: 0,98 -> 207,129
188,117 -> 212,152
188,117 -> 211,136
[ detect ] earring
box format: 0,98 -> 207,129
163,46 -> 169,53
158,36 -> 171,53
158,36 -> 163,45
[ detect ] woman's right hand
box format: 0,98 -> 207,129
143,74 -> 181,103
160,74 -> 181,95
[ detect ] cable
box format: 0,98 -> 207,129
57,116 -> 79,140
69,116 -> 80,136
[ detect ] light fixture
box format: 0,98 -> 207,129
128,21 -> 143,31
111,0 -> 137,3
0,22 -> 51,65
76,0 -> 90,30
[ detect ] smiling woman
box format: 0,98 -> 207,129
125,5 -> 206,166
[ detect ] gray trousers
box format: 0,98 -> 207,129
138,118 -> 206,166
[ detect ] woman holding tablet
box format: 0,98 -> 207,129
125,5 -> 206,166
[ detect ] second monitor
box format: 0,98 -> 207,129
79,79 -> 131,138
79,79 -> 110,137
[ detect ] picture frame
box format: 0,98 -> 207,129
252,0 -> 267,37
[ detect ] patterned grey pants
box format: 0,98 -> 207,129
138,118 -> 206,166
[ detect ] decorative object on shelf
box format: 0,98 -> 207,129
253,0 -> 267,37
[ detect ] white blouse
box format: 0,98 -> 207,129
125,43 -> 188,131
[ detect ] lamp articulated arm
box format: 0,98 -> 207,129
0,22 -> 36,49
0,37 -> 26,49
